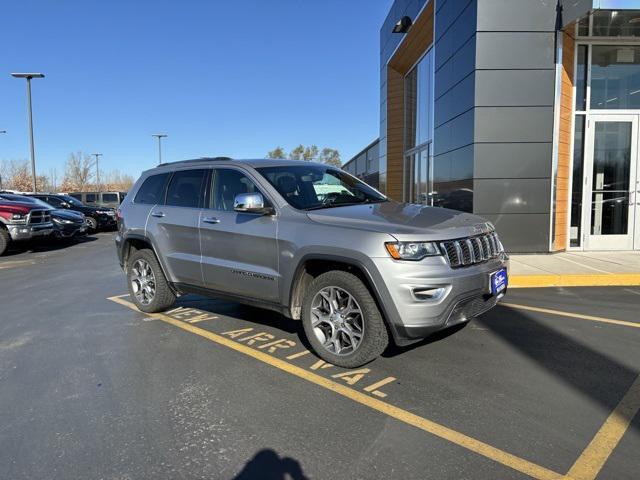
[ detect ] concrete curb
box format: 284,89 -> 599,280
510,274 -> 640,288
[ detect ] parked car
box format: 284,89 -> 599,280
28,193 -> 116,232
67,191 -> 127,209
0,200 -> 54,255
115,158 -> 509,367
0,194 -> 87,240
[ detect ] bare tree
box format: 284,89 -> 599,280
318,148 -> 341,167
102,169 -> 135,191
289,144 -> 305,160
267,147 -> 286,159
303,145 -> 319,161
60,152 -> 95,192
0,159 -> 32,191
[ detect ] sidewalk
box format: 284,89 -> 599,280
509,251 -> 640,288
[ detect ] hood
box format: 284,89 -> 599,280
306,201 -> 492,240
52,209 -> 84,221
0,201 -> 42,214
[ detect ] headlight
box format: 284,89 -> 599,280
53,217 -> 74,224
385,241 -> 440,261
11,213 -> 27,224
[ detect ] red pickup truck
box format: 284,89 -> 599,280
0,201 -> 54,255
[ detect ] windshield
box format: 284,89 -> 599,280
256,165 -> 386,211
0,194 -> 53,209
62,195 -> 85,207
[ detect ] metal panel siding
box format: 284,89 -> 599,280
434,36 -> 476,99
475,32 -> 555,70
474,143 -> 553,179
474,107 -> 555,143
475,70 -> 555,107
434,73 -> 475,128
481,214 -> 551,253
473,179 -> 552,214
477,0 -> 557,31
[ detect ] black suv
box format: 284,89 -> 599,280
29,194 -> 116,232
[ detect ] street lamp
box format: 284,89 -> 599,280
11,72 -> 45,193
92,153 -> 103,190
152,134 -> 167,164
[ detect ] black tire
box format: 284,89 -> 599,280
86,217 -> 98,232
127,248 -> 176,313
0,228 -> 10,256
301,271 -> 389,368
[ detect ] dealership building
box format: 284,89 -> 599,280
342,0 -> 640,252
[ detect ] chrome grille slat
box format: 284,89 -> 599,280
441,232 -> 503,269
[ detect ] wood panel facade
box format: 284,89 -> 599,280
553,31 -> 576,251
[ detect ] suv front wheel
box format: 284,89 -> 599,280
127,248 -> 176,313
301,271 -> 389,368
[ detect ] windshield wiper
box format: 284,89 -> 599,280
304,198 -> 386,211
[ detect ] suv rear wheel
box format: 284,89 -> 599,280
127,248 -> 176,313
301,271 -> 388,368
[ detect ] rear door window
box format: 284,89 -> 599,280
134,173 -> 170,204
165,169 -> 207,208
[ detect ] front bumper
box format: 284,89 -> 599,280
371,253 -> 509,345
7,223 -> 54,241
53,223 -> 88,238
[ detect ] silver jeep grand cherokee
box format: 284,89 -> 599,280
116,158 -> 508,367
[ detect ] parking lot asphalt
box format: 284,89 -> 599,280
0,233 -> 638,479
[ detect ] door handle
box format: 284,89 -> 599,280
202,216 -> 220,224
151,211 -> 165,218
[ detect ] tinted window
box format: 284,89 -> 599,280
85,194 -> 96,203
211,169 -> 261,211
134,173 -> 170,204
102,193 -> 118,202
46,196 -> 64,207
166,169 -> 207,208
69,193 -> 82,201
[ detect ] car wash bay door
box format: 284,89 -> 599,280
582,115 -> 640,250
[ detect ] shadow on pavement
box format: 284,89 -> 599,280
480,306 -> 639,433
4,235 -> 98,256
233,449 -> 308,480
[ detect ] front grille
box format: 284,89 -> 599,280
446,294 -> 498,325
440,232 -> 503,268
28,209 -> 51,225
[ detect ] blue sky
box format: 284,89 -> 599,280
1,0 -> 392,179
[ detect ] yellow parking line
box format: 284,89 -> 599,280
509,274 -> 640,289
107,295 -> 562,480
565,374 -> 640,480
500,303 -> 640,329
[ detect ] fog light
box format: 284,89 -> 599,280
20,228 -> 29,233
412,287 -> 447,301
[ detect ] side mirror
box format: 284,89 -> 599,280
62,202 -> 71,208
234,193 -> 272,214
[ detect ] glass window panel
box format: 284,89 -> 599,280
404,68 -> 418,149
576,45 -> 588,111
591,45 -> 640,109
404,50 -> 433,150
590,121 -> 631,235
211,169 -> 260,211
590,192 -> 629,234
570,115 -> 586,247
592,10 -> 640,37
165,169 -> 206,208
578,15 -> 590,36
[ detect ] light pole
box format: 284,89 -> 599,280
11,73 -> 45,193
92,153 -> 103,190
152,134 -> 167,164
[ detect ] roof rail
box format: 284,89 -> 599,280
158,156 -> 233,167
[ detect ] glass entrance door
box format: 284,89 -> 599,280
582,115 -> 639,250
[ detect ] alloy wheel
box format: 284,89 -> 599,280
310,286 -> 364,356
131,259 -> 156,305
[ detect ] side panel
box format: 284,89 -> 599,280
146,204 -> 204,286
200,210 -> 279,302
